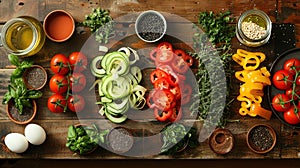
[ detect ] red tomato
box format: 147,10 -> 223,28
69,73 -> 86,92
272,94 -> 291,112
157,42 -> 173,51
285,86 -> 300,100
153,108 -> 173,122
297,76 -> 300,86
67,94 -> 85,112
47,94 -> 67,113
272,69 -> 293,90
69,52 -> 88,72
284,107 -> 300,125
49,75 -> 68,94
50,54 -> 70,75
283,58 -> 300,76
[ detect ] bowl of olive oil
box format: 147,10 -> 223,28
0,16 -> 45,57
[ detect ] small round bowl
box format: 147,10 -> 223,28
106,127 -> 134,154
23,65 -> 47,90
246,124 -> 276,154
43,10 -> 75,42
209,128 -> 234,155
135,10 -> 167,43
6,99 -> 37,125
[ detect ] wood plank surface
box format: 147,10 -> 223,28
0,0 -> 300,161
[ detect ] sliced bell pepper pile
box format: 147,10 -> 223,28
147,42 -> 194,122
233,49 -> 272,120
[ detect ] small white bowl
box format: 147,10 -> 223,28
135,10 -> 167,43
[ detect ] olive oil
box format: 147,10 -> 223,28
5,22 -> 33,50
1,16 -> 45,57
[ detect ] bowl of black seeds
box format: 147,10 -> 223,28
246,124 -> 276,154
135,10 -> 167,43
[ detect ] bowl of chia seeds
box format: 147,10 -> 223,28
246,124 -> 276,154
135,10 -> 167,43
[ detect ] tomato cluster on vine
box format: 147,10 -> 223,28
271,58 -> 300,125
47,52 -> 88,113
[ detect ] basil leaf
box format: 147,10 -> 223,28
20,61 -> 33,69
8,54 -> 20,66
26,90 -> 43,99
12,68 -> 23,78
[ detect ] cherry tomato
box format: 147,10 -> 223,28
47,94 -> 67,113
285,86 -> 300,101
272,69 -> 293,90
69,52 -> 88,72
157,42 -> 173,51
283,58 -> 300,76
67,94 -> 85,112
69,73 -> 87,92
154,108 -> 173,122
271,93 -> 291,112
49,75 -> 68,94
284,107 -> 300,125
297,76 -> 300,86
50,54 -> 70,75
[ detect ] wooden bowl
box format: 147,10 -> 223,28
106,127 -> 134,154
6,99 -> 37,125
246,124 -> 276,154
23,65 -> 47,90
43,10 -> 75,42
209,128 -> 234,155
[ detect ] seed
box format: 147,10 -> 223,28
241,21 -> 266,40
137,13 -> 165,41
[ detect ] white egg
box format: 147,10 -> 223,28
4,133 -> 29,153
24,124 -> 46,145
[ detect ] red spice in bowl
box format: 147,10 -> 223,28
43,10 -> 75,42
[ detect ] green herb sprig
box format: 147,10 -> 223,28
81,8 -> 114,44
191,11 -> 236,127
2,54 -> 42,114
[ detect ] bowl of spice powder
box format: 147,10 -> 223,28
135,10 -> 167,43
246,124 -> 276,154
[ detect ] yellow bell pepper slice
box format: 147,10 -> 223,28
242,54 -> 260,70
250,103 -> 272,120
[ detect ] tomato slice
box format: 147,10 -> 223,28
157,42 -> 173,51
152,89 -> 175,111
154,108 -> 173,122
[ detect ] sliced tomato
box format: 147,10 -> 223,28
154,108 -> 173,122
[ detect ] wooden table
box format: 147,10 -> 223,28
0,0 -> 300,160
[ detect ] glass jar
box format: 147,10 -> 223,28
236,9 -> 272,47
0,16 -> 45,57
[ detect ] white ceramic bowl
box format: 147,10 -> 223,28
135,10 -> 167,43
